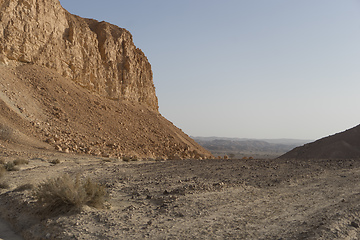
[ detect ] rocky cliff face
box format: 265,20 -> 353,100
0,0 -> 213,159
0,0 -> 158,110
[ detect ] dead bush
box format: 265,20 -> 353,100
0,182 -> 9,189
82,178 -> 107,208
14,183 -> 34,192
49,159 -> 61,165
4,161 -> 20,171
0,165 -> 5,179
33,174 -> 107,215
0,124 -> 13,141
0,165 -> 7,189
13,159 -> 29,165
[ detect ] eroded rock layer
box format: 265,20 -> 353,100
0,62 -> 212,159
0,0 -> 213,159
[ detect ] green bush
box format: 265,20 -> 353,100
33,174 -> 106,215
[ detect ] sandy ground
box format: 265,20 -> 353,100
1,147 -> 360,239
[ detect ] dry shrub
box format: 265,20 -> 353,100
33,174 -> 106,215
0,124 -> 13,141
0,165 -> 5,179
13,159 -> 29,165
82,178 -> 107,208
0,182 -> 9,189
0,165 -> 8,189
49,159 -> 61,165
4,161 -> 20,171
14,183 -> 34,192
0,158 -> 5,165
155,157 -> 164,161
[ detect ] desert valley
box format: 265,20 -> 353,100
1,1 -> 360,239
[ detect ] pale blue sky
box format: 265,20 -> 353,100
59,0 -> 360,140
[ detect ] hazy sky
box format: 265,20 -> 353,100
59,0 -> 360,140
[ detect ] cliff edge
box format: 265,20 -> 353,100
0,0 -> 212,159
0,0 -> 158,110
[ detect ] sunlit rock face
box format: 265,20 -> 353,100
0,0 -> 158,111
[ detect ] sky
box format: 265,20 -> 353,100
59,0 -> 360,140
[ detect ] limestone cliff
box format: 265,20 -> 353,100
0,0 -> 213,159
0,0 -> 158,110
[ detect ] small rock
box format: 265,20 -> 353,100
351,221 -> 359,228
55,145 -> 62,151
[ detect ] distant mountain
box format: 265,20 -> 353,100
192,137 -> 311,159
279,124 -> 360,160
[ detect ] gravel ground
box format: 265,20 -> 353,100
1,149 -> 360,239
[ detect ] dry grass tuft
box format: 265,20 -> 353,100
122,156 -> 138,162
13,159 -> 29,165
33,174 -> 107,216
0,182 -> 9,189
0,165 -> 8,189
0,165 -> 5,179
14,183 -> 34,192
49,159 -> 61,165
4,161 -> 20,171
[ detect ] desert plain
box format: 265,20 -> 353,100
1,144 -> 360,240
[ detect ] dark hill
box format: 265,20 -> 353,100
279,124 -> 360,160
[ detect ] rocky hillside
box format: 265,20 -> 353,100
279,124 -> 360,160
0,0 -> 157,110
0,0 -> 212,159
